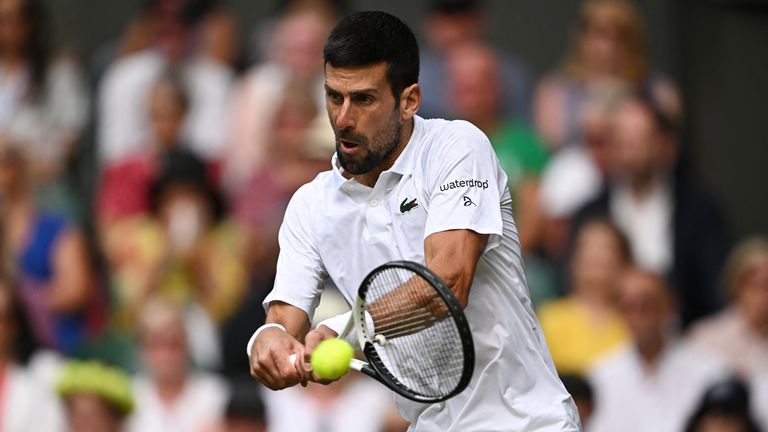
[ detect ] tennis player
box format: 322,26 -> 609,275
248,11 -> 580,431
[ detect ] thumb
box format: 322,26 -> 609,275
303,328 -> 335,362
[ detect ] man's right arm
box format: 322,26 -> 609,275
247,183 -> 327,389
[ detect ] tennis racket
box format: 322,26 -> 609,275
291,260 -> 474,403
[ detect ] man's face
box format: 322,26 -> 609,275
446,43 -> 500,123
608,102 -> 665,183
618,271 -> 671,342
325,62 -> 403,175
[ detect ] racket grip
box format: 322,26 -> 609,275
288,353 -> 298,364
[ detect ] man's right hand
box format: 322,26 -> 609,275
249,327 -> 309,390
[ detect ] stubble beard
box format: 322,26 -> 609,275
335,112 -> 403,175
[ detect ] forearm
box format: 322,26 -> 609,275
265,301 -> 312,341
425,230 -> 488,307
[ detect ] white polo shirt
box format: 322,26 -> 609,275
262,116 -> 580,431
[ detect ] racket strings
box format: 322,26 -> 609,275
364,267 -> 466,398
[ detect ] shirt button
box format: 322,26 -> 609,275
369,200 -> 378,207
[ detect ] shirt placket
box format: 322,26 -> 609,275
364,172 -> 403,239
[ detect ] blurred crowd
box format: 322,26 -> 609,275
0,0 -> 764,431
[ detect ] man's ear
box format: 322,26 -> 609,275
399,83 -> 421,120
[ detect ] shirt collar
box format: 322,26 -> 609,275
330,115 -> 424,189
387,115 -> 423,176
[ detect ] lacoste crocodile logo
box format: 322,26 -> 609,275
400,198 -> 419,214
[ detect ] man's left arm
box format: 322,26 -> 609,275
425,230 -> 488,307
422,121 -> 507,306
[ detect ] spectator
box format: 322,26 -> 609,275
264,375 -> 408,432
97,0 -> 235,165
95,72 -> 192,225
751,370 -> 768,431
538,217 -> 631,375
0,144 -> 99,353
684,378 -> 762,432
0,0 -> 89,213
128,299 -> 228,432
223,4 -> 335,194
419,0 -> 531,121
688,237 -> 768,380
221,79 -> 331,378
573,95 -> 729,327
534,0 -> 680,150
233,78 -> 332,280
57,361 -> 134,432
589,268 -> 726,432
0,278 -> 63,431
444,39 -> 549,252
103,149 -> 246,336
211,380 -> 268,432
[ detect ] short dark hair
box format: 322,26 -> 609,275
323,11 -> 419,100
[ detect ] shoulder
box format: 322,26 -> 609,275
282,170 -> 335,229
187,374 -> 230,408
190,373 -> 228,394
688,309 -> 735,341
418,118 -> 493,161
100,50 -> 162,89
589,345 -> 632,382
671,340 -> 729,377
46,56 -> 85,81
289,170 -> 334,205
423,118 -> 488,143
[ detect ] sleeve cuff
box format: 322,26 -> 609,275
245,323 -> 287,359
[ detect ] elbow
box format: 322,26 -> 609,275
440,270 -> 472,309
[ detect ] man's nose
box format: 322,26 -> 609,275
335,100 -> 356,130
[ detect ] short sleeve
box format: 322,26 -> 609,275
262,184 -> 327,319
423,121 -> 506,251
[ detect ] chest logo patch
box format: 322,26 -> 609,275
400,197 -> 419,214
463,196 -> 477,207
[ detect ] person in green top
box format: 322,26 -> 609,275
445,39 -> 558,305
445,39 -> 550,250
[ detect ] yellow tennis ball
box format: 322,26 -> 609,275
310,339 -> 354,380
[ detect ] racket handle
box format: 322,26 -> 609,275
288,353 -> 298,364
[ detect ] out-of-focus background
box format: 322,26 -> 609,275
0,0 -> 765,431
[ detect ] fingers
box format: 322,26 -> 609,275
249,328 -> 305,391
303,326 -> 337,362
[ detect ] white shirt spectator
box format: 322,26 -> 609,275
260,116 -> 579,431
611,181 -> 674,274
97,50 -> 233,164
128,373 -> 228,432
264,376 -> 396,432
688,307 -> 768,380
0,59 -> 89,165
588,341 -> 727,432
0,364 -> 64,432
752,369 -> 768,432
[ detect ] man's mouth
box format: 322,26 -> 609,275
339,139 -> 360,153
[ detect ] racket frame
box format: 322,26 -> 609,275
351,260 -> 475,403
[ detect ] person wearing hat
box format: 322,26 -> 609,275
57,361 -> 133,432
684,378 -> 762,432
106,148 -> 247,371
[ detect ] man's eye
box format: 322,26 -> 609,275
355,95 -> 373,104
327,92 -> 343,103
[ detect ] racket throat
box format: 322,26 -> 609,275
349,358 -> 380,381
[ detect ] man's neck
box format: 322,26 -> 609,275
468,113 -> 499,137
636,335 -> 666,371
353,117 -> 415,187
155,375 -> 186,405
